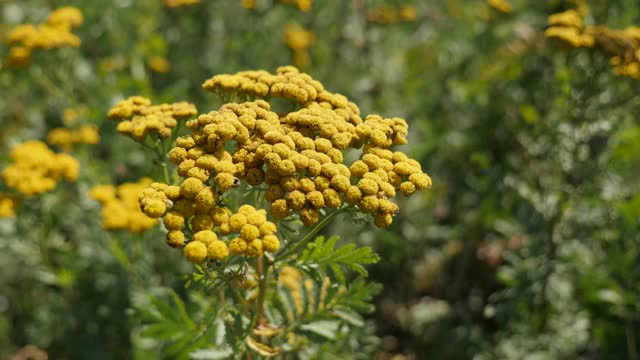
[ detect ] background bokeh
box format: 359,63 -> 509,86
2,0 -> 640,359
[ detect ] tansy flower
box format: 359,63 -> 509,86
2,141 -> 79,196
147,56 -> 170,73
4,7 -> 83,68
133,66 -> 431,265
487,0 -> 512,14
108,96 -> 197,141
89,178 -> 157,233
0,194 -> 19,218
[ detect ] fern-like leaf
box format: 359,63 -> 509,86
297,236 -> 380,284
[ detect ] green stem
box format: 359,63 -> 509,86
250,257 -> 269,330
161,161 -> 170,184
276,206 -> 346,260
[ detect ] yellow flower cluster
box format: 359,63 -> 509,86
108,96 -> 197,141
5,6 -> 83,68
202,66 -> 357,121
545,9 -> 640,79
367,5 -> 417,25
1,141 -> 79,196
164,0 -> 202,8
134,66 -> 429,263
88,179 -> 157,233
63,106 -> 89,126
196,66 -> 429,228
487,0 -> 512,14
47,124 -> 100,151
147,56 -> 171,73
283,23 -> 315,68
138,175 -> 280,261
0,194 -> 19,218
278,0 -> 312,12
544,10 -> 594,48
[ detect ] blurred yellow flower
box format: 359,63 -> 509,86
147,56 -> 171,73
164,0 -> 202,8
108,96 -> 197,141
63,106 -> 89,126
368,5 -> 419,25
89,178 -> 158,233
488,0 -> 512,14
4,6 -> 83,68
46,6 -> 84,28
0,194 -> 19,218
241,0 -> 257,9
47,124 -> 100,150
2,141 -> 79,196
545,8 -> 640,80
279,0 -> 312,12
283,23 -> 315,67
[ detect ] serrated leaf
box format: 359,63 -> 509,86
299,320 -> 340,340
299,279 -> 311,318
140,322 -> 182,340
272,289 -> 293,323
169,290 -> 196,329
151,294 -> 181,323
332,309 -> 364,327
298,236 -> 380,284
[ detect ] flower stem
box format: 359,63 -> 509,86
161,161 -> 170,184
252,257 -> 269,328
276,206 -> 346,261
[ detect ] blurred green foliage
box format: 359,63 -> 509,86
1,0 -> 640,359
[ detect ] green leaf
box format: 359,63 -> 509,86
299,320 -> 340,340
108,238 -> 131,272
331,279 -> 382,314
332,309 -> 364,327
190,348 -> 233,360
169,290 -> 196,329
297,236 -> 380,285
140,323 -> 182,340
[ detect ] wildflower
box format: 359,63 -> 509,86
487,0 -> 512,14
164,212 -> 185,230
2,141 -> 79,196
230,238 -> 248,254
278,0 -> 312,12
184,241 -> 208,262
283,23 -> 315,67
147,56 -> 170,73
367,5 -> 418,25
46,6 -> 84,28
89,178 -> 157,233
134,66 -> 430,265
5,7 -> 83,68
208,241 -> 229,260
548,10 -> 583,29
262,235 -> 280,252
6,46 -> 31,68
0,194 -> 19,218
167,230 -> 185,247
108,96 -> 197,142
47,124 -> 99,150
180,177 -> 204,198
